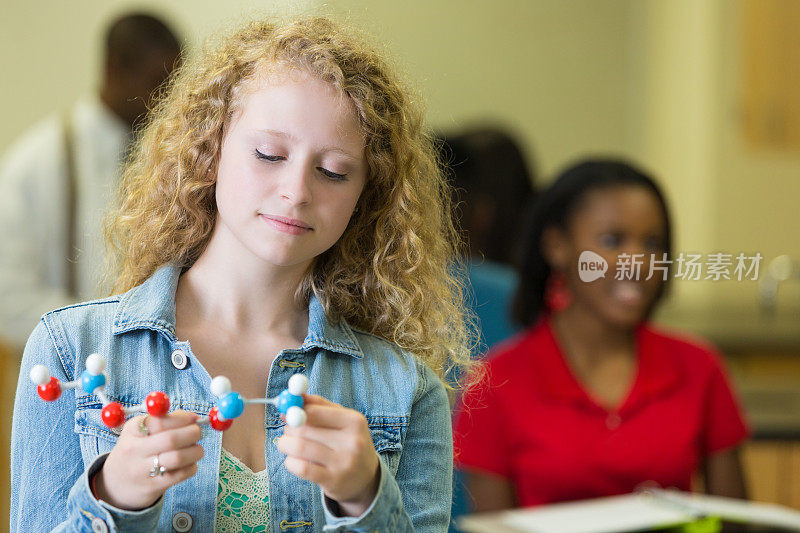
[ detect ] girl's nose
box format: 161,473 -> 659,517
280,163 -> 313,205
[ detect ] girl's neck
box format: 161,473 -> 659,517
175,241 -> 309,341
550,303 -> 637,363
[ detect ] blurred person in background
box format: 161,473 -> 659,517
0,12 -> 181,350
440,127 -> 536,352
454,159 -> 749,511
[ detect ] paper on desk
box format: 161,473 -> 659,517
489,490 -> 800,533
654,490 -> 800,530
499,493 -> 695,533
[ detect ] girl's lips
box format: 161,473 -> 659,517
260,214 -> 312,235
610,281 -> 646,306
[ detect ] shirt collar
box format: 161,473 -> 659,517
77,95 -> 131,142
529,317 -> 682,415
112,263 -> 364,358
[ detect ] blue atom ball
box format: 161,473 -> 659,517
80,370 -> 106,394
218,392 -> 245,420
276,390 -> 304,415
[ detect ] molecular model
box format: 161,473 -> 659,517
30,353 -> 308,431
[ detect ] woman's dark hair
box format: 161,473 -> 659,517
105,13 -> 182,67
438,128 -> 536,265
511,158 -> 673,327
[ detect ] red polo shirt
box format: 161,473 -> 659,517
453,318 -> 750,507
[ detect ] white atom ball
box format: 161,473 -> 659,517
210,376 -> 232,398
286,406 -> 307,427
287,374 -> 309,396
85,353 -> 106,375
30,365 -> 50,385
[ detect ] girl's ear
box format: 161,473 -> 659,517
541,226 -> 571,271
206,161 -> 219,183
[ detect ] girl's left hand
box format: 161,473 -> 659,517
276,394 -> 380,517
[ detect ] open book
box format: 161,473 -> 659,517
457,490 -> 800,533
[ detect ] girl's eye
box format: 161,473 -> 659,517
317,167 -> 347,181
254,149 -> 283,162
644,236 -> 664,252
599,232 -> 622,248
254,150 -> 347,181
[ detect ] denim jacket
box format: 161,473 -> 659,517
11,264 -> 452,532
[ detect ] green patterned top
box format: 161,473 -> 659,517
216,447 -> 270,532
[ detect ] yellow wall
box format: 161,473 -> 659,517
0,0 -> 313,150
630,0 -> 799,334
323,0 -> 638,176
715,0 -> 800,308
0,0 -> 639,175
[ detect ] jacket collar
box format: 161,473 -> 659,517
528,317 -> 682,416
112,264 -> 363,358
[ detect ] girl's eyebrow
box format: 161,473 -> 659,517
255,128 -> 362,162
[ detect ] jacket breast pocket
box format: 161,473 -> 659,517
74,405 -> 120,464
367,417 -> 406,476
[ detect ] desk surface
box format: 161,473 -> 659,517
458,516 -> 798,533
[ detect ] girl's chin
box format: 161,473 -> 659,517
601,304 -> 649,328
240,254 -> 306,271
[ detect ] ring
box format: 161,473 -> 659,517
138,414 -> 150,437
148,455 -> 166,477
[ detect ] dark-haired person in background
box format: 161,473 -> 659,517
454,159 -> 749,511
440,127 -> 536,351
0,12 -> 182,350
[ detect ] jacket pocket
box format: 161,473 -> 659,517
74,405 -> 121,463
367,417 -> 406,476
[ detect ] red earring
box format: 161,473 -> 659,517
544,270 -> 572,313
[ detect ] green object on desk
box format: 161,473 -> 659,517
680,516 -> 722,533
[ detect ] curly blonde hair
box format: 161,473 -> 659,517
104,16 -> 476,384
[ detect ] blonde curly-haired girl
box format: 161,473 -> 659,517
12,16 -> 473,532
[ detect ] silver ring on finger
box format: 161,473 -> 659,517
149,454 -> 166,477
138,414 -> 150,437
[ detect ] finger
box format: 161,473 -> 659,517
122,410 -> 198,437
146,410 -> 200,434
276,433 -> 335,464
281,424 -> 352,450
299,394 -> 339,408
284,456 -> 329,485
297,404 -> 365,431
121,414 -> 150,437
150,462 -> 199,490
155,444 -> 204,471
146,423 -> 203,455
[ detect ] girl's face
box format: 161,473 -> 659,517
213,68 -> 367,271
546,186 -> 668,329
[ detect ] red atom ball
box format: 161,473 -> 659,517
37,376 -> 62,401
146,391 -> 170,417
102,402 -> 126,428
208,406 -> 233,431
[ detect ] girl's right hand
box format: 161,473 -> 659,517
93,410 -> 204,510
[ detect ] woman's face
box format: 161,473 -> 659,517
212,67 -> 367,271
548,185 -> 668,329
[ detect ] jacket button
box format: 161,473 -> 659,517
172,511 -> 193,532
171,349 -> 188,370
90,517 -> 108,533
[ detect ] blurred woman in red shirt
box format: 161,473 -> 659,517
454,159 -> 749,511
